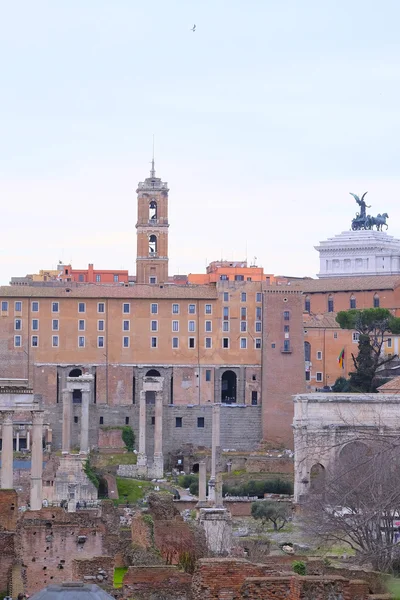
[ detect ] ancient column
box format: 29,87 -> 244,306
30,411 -> 44,510
215,447 -> 223,508
1,412 -> 14,489
16,431 -> 20,452
137,391 -> 147,474
62,389 -> 72,454
196,461 -> 207,508
80,390 -> 90,454
208,403 -> 221,503
153,391 -> 164,478
26,429 -> 30,451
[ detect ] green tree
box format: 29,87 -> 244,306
336,308 -> 400,392
122,426 -> 136,452
251,500 -> 291,531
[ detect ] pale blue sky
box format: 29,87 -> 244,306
1,0 -> 400,283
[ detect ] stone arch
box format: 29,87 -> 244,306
149,199 -> 157,220
69,368 -> 82,377
146,369 -> 161,377
309,463 -> 326,492
221,370 -> 237,404
149,234 -> 157,254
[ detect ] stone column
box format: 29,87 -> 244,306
26,429 -> 30,451
30,411 -> 44,510
208,403 -> 221,503
196,461 -> 207,508
215,447 -> 223,508
80,390 -> 90,454
152,392 -> 164,478
1,412 -> 14,489
16,431 -> 20,452
62,389 -> 72,454
137,391 -> 147,474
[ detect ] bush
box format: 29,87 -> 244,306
189,480 -> 199,495
180,474 -> 198,489
122,426 -> 135,452
83,457 -> 100,489
223,478 -> 293,498
292,560 -> 307,576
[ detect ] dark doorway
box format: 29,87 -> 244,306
192,463 -> 199,474
98,478 -> 109,499
221,370 -> 237,404
73,389 -> 82,404
170,376 -> 174,404
69,368 -> 82,377
145,390 -> 155,405
146,369 -> 161,377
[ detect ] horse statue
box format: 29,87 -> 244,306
368,213 -> 389,231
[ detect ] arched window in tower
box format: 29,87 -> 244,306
149,234 -> 157,254
328,294 -> 334,313
350,294 -> 356,309
374,293 -> 380,308
149,199 -> 157,221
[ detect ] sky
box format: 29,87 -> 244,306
1,0 -> 400,284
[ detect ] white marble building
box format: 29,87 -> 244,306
315,230 -> 400,278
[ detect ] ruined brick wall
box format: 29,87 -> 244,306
131,514 -> 152,549
153,520 -> 196,565
245,456 -> 294,474
0,490 -> 18,531
123,565 -> 192,600
72,556 -> 114,586
0,533 -> 15,593
98,428 -> 125,449
241,576 -> 292,599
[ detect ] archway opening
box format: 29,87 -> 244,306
149,200 -> 157,221
146,369 -> 161,377
310,463 -> 326,493
221,370 -> 237,404
149,234 -> 157,254
98,478 -> 109,499
72,389 -> 82,404
69,368 -> 82,377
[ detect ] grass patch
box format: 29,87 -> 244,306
113,567 -> 128,588
92,453 -> 138,468
115,477 -> 154,504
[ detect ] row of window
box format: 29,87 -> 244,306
14,335 -> 263,350
305,294 -> 380,313
14,318 -> 263,334
222,291 -> 262,303
305,371 -> 324,382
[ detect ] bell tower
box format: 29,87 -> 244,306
136,160 -> 169,284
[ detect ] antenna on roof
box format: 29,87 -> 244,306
150,134 -> 156,178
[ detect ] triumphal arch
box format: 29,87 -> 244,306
293,392 -> 400,503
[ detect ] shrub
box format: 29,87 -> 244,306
122,426 -> 135,452
189,480 -> 199,495
83,457 -> 99,488
293,560 -> 307,576
223,478 -> 293,498
180,474 -> 198,489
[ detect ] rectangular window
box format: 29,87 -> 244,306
241,292 -> 247,302
388,337 -> 393,348
172,337 -> 179,349
98,320 -> 105,331
205,304 -> 212,315
78,336 -> 85,348
374,296 -> 380,308
255,321 -> 262,332
78,302 -> 85,313
255,338 -> 262,349
52,302 -> 59,313
305,371 -> 311,381
31,335 -> 38,347
98,302 -> 105,313
333,332 -> 338,339
32,319 -> 39,331
223,337 -> 229,349
188,320 -> 195,332
74,416 -> 79,424
172,303 -> 180,314
188,304 -> 196,314
305,299 -> 311,313
284,325 -> 290,333
328,299 -> 334,312
188,337 -> 195,348
206,369 -> 211,382
151,336 -> 158,348
235,274 -> 244,281
205,320 -> 212,332
175,417 -> 182,428
220,274 -> 229,281
223,307 -> 229,320
113,274 -> 119,283
123,336 -> 130,348
223,291 -> 229,302
15,301 -> 22,312
283,310 -> 290,321
31,301 -> 39,312
240,337 -> 247,349
78,274 -> 84,282
151,303 -> 158,314
256,306 -> 262,320
223,321 -> 229,332
99,416 -> 104,425
352,332 -> 360,343
52,335 -> 59,348
316,372 -> 323,382
149,276 -> 157,284
52,319 -> 59,331
1,301 -> 8,311
98,336 -> 104,348
14,319 -> 22,330
317,351 -> 322,360
251,391 -> 258,405
125,416 -> 130,425
151,320 -> 158,332
123,303 -> 130,314
256,292 -> 262,303
197,417 -> 205,428
172,320 -> 179,332
78,319 -> 85,331
241,307 -> 247,320
205,337 -> 212,348
96,274 -> 101,282
14,335 -> 22,347
283,339 -> 290,352
123,320 -> 130,331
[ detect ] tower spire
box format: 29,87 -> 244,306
150,134 -> 156,178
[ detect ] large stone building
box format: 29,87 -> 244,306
0,163 -> 305,457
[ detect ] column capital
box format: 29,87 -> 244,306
31,411 -> 44,426
2,411 -> 14,424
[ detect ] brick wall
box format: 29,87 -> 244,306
0,490 -> 18,531
98,428 -> 125,449
0,533 -> 15,594
131,514 -> 152,549
123,565 -> 192,600
153,520 -> 196,564
72,556 -> 114,586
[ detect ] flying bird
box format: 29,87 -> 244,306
191,24 -> 196,32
